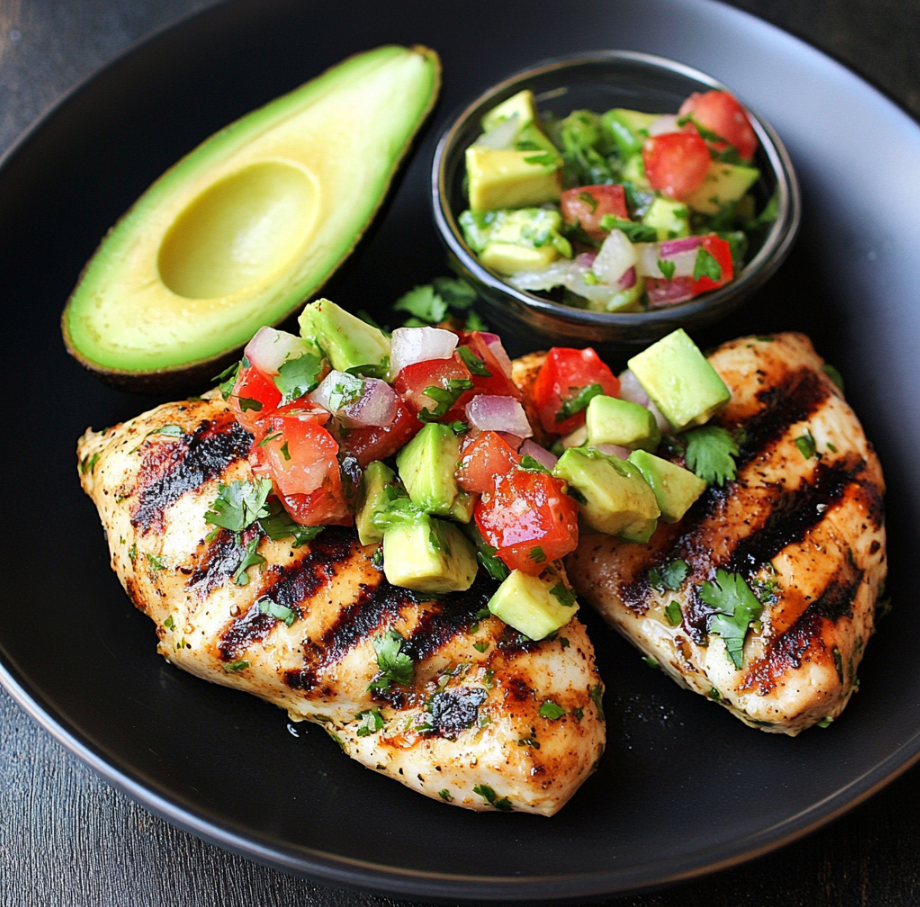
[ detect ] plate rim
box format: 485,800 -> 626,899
2,0 -> 919,900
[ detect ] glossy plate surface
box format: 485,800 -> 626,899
1,0 -> 918,901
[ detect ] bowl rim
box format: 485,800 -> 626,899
431,49 -> 802,333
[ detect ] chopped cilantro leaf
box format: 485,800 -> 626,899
473,784 -> 512,811
681,425 -> 738,486
456,345 -> 492,377
794,430 -> 817,460
438,789 -> 453,802
658,259 -> 676,280
665,600 -> 683,626
213,360 -> 241,399
79,452 -> 100,475
237,397 -> 262,413
146,553 -> 167,572
649,559 -> 690,591
419,379 -> 474,419
258,598 -> 296,627
589,684 -> 605,721
274,352 -> 323,402
233,536 -> 265,586
693,247 -> 723,282
539,700 -> 566,720
529,546 -> 546,564
205,478 -> 273,534
258,498 -> 323,547
823,363 -> 844,391
597,215 -> 658,243
463,310 -> 489,332
326,372 -> 365,412
699,568 -> 764,669
223,660 -> 249,673
147,424 -> 183,438
368,630 -> 414,691
163,615 -> 175,630
355,708 -> 385,737
557,383 -> 604,423
473,640 -> 490,654
549,582 -> 577,608
519,455 -> 550,474
393,284 -> 448,325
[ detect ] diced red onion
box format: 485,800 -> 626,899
617,369 -> 670,434
310,370 -> 397,428
519,439 -> 558,470
465,395 -> 533,438
498,432 -> 524,451
244,327 -> 311,375
660,236 -> 703,257
592,229 -> 637,286
618,266 -> 637,289
647,276 -> 695,307
635,241 -> 699,279
482,333 -> 514,379
389,326 -> 458,377
617,369 -> 650,407
594,443 -> 632,460
647,114 -> 681,136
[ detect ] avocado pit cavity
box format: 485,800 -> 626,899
158,161 -> 319,300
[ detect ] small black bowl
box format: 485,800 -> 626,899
431,50 -> 800,354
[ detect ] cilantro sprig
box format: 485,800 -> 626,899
557,383 -> 604,423
205,478 -> 273,534
681,425 -> 739,486
699,569 -> 764,669
368,630 -> 415,692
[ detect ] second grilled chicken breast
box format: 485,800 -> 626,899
77,394 -> 605,815
566,333 -> 886,735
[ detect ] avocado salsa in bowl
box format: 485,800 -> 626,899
431,50 -> 801,351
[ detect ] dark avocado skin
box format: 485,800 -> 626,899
62,46 -> 442,396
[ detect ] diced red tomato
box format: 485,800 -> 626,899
560,184 -> 629,243
334,397 -> 420,468
230,363 -> 282,435
692,234 -> 734,294
392,355 -> 474,420
255,414 -> 342,506
457,331 -> 522,400
679,90 -> 758,161
275,486 -> 353,527
642,132 -> 711,200
475,470 -> 580,574
531,347 -> 620,436
456,431 -> 522,494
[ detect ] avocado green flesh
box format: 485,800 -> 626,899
63,45 -> 440,384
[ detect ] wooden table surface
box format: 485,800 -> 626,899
2,2 -> 919,904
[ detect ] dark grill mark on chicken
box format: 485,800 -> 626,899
726,458 -> 862,575
736,366 -> 831,469
217,526 -> 358,661
132,416 -> 252,533
188,527 -> 253,595
741,572 -> 863,695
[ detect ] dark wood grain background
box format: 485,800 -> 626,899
3,2 -> 919,904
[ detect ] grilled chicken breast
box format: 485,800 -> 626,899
566,333 -> 886,735
77,394 -> 605,815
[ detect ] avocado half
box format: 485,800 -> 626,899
62,44 -> 441,393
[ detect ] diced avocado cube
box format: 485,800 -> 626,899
463,207 -> 572,276
628,450 -> 707,523
601,108 -> 660,158
396,423 -> 461,517
553,448 -> 660,539
480,242 -> 559,275
618,516 -> 659,543
355,461 -> 398,545
627,329 -> 731,432
515,122 -> 559,154
620,153 -> 650,190
482,89 -> 540,134
488,570 -> 579,640
298,298 -> 390,373
383,515 -> 478,594
683,161 -> 760,215
586,395 -> 661,451
465,146 -> 562,212
641,197 -> 690,240
449,490 -> 476,524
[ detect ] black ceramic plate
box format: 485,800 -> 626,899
1,0 -> 919,901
